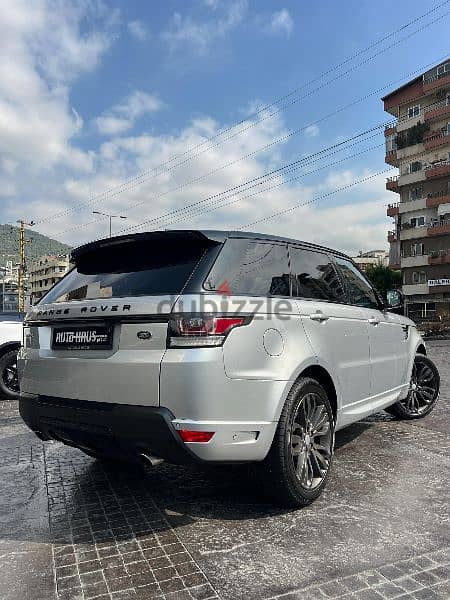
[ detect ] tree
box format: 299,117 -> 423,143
365,264 -> 402,296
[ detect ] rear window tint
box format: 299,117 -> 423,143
290,247 -> 346,302
204,239 -> 290,297
42,238 -> 211,303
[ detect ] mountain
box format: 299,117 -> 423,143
0,224 -> 72,267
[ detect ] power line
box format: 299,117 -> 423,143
57,126 -> 385,237
238,169 -> 395,231
148,144 -> 385,232
33,3 -> 450,227
52,51 -> 449,240
113,123 -> 390,237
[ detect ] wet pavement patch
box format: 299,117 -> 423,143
0,341 -> 449,599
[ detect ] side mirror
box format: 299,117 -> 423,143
385,289 -> 404,313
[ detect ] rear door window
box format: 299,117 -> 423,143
204,239 -> 290,297
42,237 -> 214,303
289,247 -> 346,302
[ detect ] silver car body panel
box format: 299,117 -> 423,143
18,231 -> 426,463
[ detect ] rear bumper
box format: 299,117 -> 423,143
19,393 -> 200,465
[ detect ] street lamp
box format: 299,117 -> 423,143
92,211 -> 127,237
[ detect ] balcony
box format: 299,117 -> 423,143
387,230 -> 398,243
423,130 -> 450,151
400,224 -> 429,241
386,175 -> 399,192
427,219 -> 450,237
425,160 -> 450,180
400,197 -> 427,213
402,283 -> 429,296
424,98 -> 450,123
385,150 -> 398,166
429,249 -> 450,265
401,254 -> 429,268
426,192 -> 450,209
423,70 -> 450,94
387,202 -> 399,217
384,123 -> 396,137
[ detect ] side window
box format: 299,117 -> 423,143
290,247 -> 346,303
204,239 -> 290,297
334,257 -> 379,309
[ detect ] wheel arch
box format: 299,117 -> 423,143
298,365 -> 338,422
0,342 -> 20,358
416,343 -> 426,356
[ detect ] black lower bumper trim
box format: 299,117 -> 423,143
19,394 -> 200,465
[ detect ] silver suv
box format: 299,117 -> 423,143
18,230 -> 440,507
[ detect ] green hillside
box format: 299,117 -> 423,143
0,224 -> 72,267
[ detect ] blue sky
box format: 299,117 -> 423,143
0,0 -> 449,254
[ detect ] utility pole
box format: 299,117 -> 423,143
16,220 -> 34,313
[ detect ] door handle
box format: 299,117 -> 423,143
310,312 -> 329,322
368,318 -> 380,326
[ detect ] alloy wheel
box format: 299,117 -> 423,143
401,358 -> 439,416
2,356 -> 19,394
289,393 -> 333,490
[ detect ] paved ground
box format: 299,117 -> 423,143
0,342 -> 449,600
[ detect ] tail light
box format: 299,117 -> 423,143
169,314 -> 251,347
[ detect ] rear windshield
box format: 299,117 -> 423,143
42,237 -> 212,303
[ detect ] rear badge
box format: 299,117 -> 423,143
137,331 -> 152,340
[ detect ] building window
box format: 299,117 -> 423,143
412,271 -> 426,284
446,94 -> 450,106
407,105 -> 420,118
411,243 -> 424,256
409,187 -> 422,201
409,161 -> 422,173
437,62 -> 450,76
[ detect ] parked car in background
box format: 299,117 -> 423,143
18,230 -> 440,507
0,312 -> 23,399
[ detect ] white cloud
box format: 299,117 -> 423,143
0,0 -> 389,258
162,0 -> 247,53
94,90 -> 163,136
265,9 -> 294,37
127,20 -> 149,41
304,124 -> 319,138
0,0 -> 116,172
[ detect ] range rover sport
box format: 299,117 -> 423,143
18,230 -> 440,507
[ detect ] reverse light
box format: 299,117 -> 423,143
169,315 -> 251,348
177,430 -> 215,443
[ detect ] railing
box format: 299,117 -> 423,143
425,160 -> 450,172
429,249 -> 450,258
423,67 -> 450,84
427,189 -> 449,199
424,130 -> 450,143
424,97 -> 450,114
429,218 -> 450,228
387,202 -> 399,209
386,175 -> 399,183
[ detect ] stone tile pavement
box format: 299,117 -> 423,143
0,340 -> 448,599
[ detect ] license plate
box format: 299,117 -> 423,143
52,325 -> 113,351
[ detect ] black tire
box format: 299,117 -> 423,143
261,377 -> 335,508
0,349 -> 20,400
386,354 -> 440,420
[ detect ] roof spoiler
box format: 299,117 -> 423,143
71,230 -> 220,263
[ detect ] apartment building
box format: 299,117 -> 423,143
353,250 -> 389,272
383,58 -> 450,322
29,255 -> 70,304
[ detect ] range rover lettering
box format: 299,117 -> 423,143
18,230 -> 440,507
